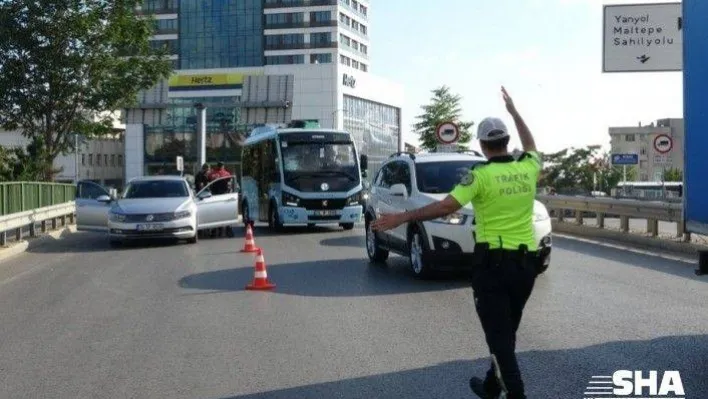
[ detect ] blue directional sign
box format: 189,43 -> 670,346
684,0 -> 708,235
611,153 -> 639,165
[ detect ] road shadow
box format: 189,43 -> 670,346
26,231 -> 198,254
210,334 -> 708,399
178,257 -> 468,297
552,235 -> 705,283
318,235 -> 364,248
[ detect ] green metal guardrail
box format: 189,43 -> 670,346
0,182 -> 76,217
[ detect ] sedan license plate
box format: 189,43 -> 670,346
315,210 -> 337,216
136,223 -> 164,231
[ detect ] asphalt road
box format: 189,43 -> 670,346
0,225 -> 706,399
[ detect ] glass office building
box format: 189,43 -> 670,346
178,0 -> 263,69
124,0 -> 403,183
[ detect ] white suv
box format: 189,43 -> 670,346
364,151 -> 552,278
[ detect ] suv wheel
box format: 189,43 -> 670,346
408,228 -> 433,278
365,217 -> 389,263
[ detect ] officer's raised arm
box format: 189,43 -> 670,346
502,86 -> 536,153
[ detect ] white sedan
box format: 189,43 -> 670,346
75,175 -> 240,246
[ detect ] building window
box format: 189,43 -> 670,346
111,154 -> 116,166
141,0 -> 177,13
625,134 -> 635,142
360,63 -> 368,72
153,18 -> 178,33
265,33 -> 305,50
118,155 -> 123,166
89,154 -> 93,165
266,54 -> 305,65
265,12 -> 304,28
104,154 -> 108,166
142,96 -> 243,174
310,53 -> 332,64
82,154 -> 86,166
310,32 -> 332,45
97,154 -> 102,166
343,95 -> 401,178
179,0 -> 264,69
148,39 -> 178,54
310,11 -> 331,23
640,147 -> 647,155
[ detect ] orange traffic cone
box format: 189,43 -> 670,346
240,224 -> 259,253
246,249 -> 275,290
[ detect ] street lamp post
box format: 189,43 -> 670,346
195,103 -> 207,167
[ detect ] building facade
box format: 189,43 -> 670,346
609,118 -> 684,181
124,0 -> 401,183
0,130 -> 125,187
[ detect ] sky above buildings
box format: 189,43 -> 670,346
368,0 -> 683,154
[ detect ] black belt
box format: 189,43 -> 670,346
473,243 -> 538,268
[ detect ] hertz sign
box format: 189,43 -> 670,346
168,72 -> 261,92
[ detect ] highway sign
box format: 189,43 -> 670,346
435,121 -> 460,145
176,156 -> 184,172
611,153 -> 639,165
653,134 -> 673,154
602,2 -> 683,72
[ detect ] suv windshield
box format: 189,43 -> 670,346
280,141 -> 360,192
123,180 -> 189,199
415,161 -> 485,194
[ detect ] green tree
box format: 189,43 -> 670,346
662,167 -> 683,181
412,86 -> 474,152
0,0 -> 173,180
595,151 -> 637,193
539,147 -> 638,195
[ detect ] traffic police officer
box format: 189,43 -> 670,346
371,86 -> 542,399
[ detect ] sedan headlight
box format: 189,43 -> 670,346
109,210 -> 126,222
174,210 -> 191,220
431,212 -> 467,225
282,192 -> 299,207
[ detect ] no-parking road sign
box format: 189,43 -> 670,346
435,122 -> 460,145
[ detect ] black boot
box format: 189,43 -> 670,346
469,377 -> 501,398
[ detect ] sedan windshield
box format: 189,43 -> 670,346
123,180 -> 190,199
415,161 -> 485,194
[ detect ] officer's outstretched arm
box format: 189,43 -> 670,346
401,195 -> 462,223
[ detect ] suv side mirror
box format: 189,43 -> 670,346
389,183 -> 408,198
360,154 -> 368,171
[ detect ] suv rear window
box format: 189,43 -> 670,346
415,161 -> 484,194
